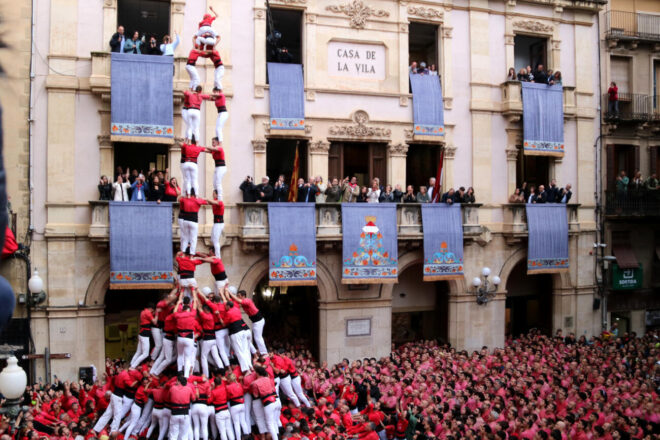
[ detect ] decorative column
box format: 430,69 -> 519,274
252,139 -> 267,181
398,3 -> 410,95
441,25 -> 453,110
98,135 -> 113,178
254,1 -> 267,94
171,0 -> 186,36
443,146 -> 456,190
309,140 -> 330,180
305,12 -> 318,92
387,143 -> 408,188
103,0 -> 117,50
505,147 -> 519,197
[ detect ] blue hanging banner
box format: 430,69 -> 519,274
525,204 -> 569,274
522,82 -> 564,156
422,204 -> 464,280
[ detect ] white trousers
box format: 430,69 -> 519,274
215,112 -> 229,143
178,219 -> 199,255
229,403 -> 249,440
137,398 -> 155,434
291,376 -> 311,407
93,393 -> 123,433
278,376 -> 300,407
122,402 -> 143,438
215,65 -> 225,90
180,162 -> 199,196
191,403 -> 210,440
147,408 -> 163,439
214,409 -> 234,440
186,65 -> 200,90
130,334 -> 150,368
157,409 -> 171,440
214,329 -> 231,367
246,329 -> 257,355
169,413 -> 190,440
182,109 -> 190,138
121,396 -> 135,420
229,330 -> 252,373
207,406 -> 218,440
201,339 -> 224,376
242,393 -> 253,429
251,318 -> 267,355
196,26 -> 217,47
151,337 -> 175,376
211,223 -> 225,259
177,336 -> 196,377
263,402 -> 279,440
213,166 -> 227,199
151,327 -> 163,361
251,399 -> 267,434
186,109 -> 201,143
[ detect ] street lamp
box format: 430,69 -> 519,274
0,356 -> 28,419
18,269 -> 46,306
472,267 -> 501,305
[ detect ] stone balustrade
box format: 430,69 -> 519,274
502,203 -> 581,242
500,81 -> 577,121
89,201 -> 183,242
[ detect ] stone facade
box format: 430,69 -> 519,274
1,0 -> 606,379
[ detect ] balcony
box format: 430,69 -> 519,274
502,203 -> 581,243
604,190 -> 660,219
90,201 -> 187,242
237,203 -> 484,245
602,93 -> 656,123
605,10 -> 660,45
501,81 -> 576,122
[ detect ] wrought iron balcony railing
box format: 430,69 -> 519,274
605,10 -> 660,42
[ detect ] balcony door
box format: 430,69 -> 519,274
117,0 -> 170,41
606,144 -> 639,190
328,142 -> 387,187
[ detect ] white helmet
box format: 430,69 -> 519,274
200,286 -> 213,295
228,285 -> 238,295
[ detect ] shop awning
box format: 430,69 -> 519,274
522,82 -> 564,157
267,62 -> 305,132
612,243 -> 640,269
409,73 -> 445,137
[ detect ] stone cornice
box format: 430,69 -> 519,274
326,1 -> 390,29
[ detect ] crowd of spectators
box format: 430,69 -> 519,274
409,62 -> 438,76
615,170 -> 659,193
239,176 -> 476,205
509,179 -> 572,204
109,25 -> 180,57
98,168 -> 180,203
508,65 -> 562,86
1,328 -> 658,440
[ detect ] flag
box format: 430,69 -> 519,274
2,227 -> 18,259
288,143 -> 300,202
432,148 -> 444,203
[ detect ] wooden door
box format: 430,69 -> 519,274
328,142 -> 343,181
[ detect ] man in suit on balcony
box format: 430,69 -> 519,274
560,184 -> 572,203
109,26 -> 126,53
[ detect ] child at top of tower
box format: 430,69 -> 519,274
196,7 -> 219,50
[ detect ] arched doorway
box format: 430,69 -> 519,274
505,261 -> 553,337
391,263 -> 449,344
104,289 -> 164,360
252,277 -> 320,359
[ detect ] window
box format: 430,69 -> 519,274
113,143 -> 168,180
606,145 -> 639,190
406,144 -> 439,190
408,22 -> 439,72
266,139 -> 308,186
267,8 -> 303,65
328,142 -> 387,187
516,152 -> 550,190
117,0 -> 170,42
610,56 -> 631,93
514,35 -> 547,72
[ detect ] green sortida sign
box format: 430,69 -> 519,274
612,263 -> 642,290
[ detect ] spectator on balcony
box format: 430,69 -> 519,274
429,64 -> 438,76
607,82 -> 619,118
507,67 -> 516,81
426,177 -> 437,202
409,61 -> 418,74
559,184 -> 572,203
113,173 -> 131,202
509,188 -> 524,203
526,65 -> 534,82
314,176 -> 327,203
130,174 -> 149,202
147,176 -> 165,203
109,25 -> 125,53
417,62 -> 429,75
357,186 -> 369,203
615,170 -> 629,193
98,176 -> 112,201
143,36 -> 162,55
379,185 -> 395,203
455,186 -> 466,203
325,178 -> 342,203
631,171 -> 644,191
341,176 -> 360,202
463,187 -> 476,204
536,185 -> 547,203
534,64 -> 548,84
403,185 -> 416,203
160,33 -> 180,57
164,176 -> 181,202
526,185 -> 537,204
646,173 -> 658,190
297,178 -> 317,203
123,31 -> 144,54
417,186 -> 431,203
546,179 -> 559,203
519,181 -> 528,200
256,176 -> 274,203
550,71 -> 562,86
239,176 -> 257,202
393,184 -> 404,203
273,175 -> 289,202
366,181 -> 381,203
441,188 -> 455,204
517,68 -> 529,82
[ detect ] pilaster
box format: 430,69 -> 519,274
505,146 -> 519,197
98,135 -> 113,179
309,140 -> 330,179
443,145 -> 457,191
252,139 -> 267,180
398,3 -> 410,95
102,0 -> 117,51
254,1 -> 267,94
172,0 -> 187,36
387,143 -> 408,188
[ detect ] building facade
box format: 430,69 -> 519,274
599,0 -> 660,336
2,0 -> 606,379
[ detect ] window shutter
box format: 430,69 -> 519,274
650,146 -> 658,175
606,144 -> 615,191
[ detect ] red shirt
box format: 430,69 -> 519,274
156,300 -> 172,323
198,311 -> 215,331
164,314 -> 177,334
169,383 -> 195,406
183,92 -> 191,108
608,85 -> 618,101
212,148 -> 225,162
184,91 -> 210,110
174,310 -> 198,332
139,309 -> 155,327
209,383 -> 228,409
251,376 -> 276,401
180,144 -> 207,162
179,197 -> 207,213
165,182 -> 178,197
176,256 -> 204,273
226,382 -> 244,401
214,94 -> 226,109
212,201 -> 225,220
199,14 -> 216,28
222,303 -> 242,324
134,385 -> 148,405
240,298 -> 259,317
210,258 -> 225,275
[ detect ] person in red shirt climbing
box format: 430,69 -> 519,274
211,88 -> 228,148
151,287 -> 180,376
152,289 -> 177,362
219,287 -> 252,373
182,88 -> 210,145
168,374 -> 195,440
251,366 -> 279,440
195,288 -> 224,377
179,140 -> 217,197
173,291 -> 199,378
175,250 -> 204,299
130,303 -> 156,369
206,189 -> 225,258
227,289 -> 267,356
